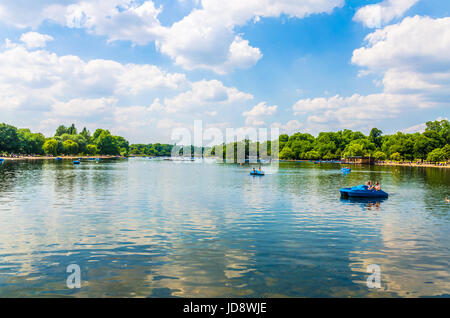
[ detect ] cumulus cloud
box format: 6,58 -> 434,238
61,0 -> 165,44
242,101 -> 277,126
155,0 -> 344,72
0,38 -> 257,138
293,93 -> 427,130
271,120 -> 303,134
354,0 -> 418,28
0,41 -> 187,111
51,97 -> 117,118
401,117 -> 448,134
160,79 -> 253,113
0,0 -> 344,73
20,32 -> 54,48
292,16 -> 450,132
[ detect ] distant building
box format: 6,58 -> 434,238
343,156 -> 375,165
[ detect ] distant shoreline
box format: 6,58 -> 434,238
375,162 -> 449,169
1,156 -> 448,169
279,159 -> 449,169
0,155 -> 123,161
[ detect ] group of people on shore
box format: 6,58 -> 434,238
366,180 -> 381,191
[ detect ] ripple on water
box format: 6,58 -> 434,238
0,160 -> 448,297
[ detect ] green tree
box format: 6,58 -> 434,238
305,150 -> 321,160
95,130 -> 120,155
442,144 -> 450,160
63,140 -> 79,155
86,144 -> 98,155
369,128 -> 383,148
55,125 -> 69,136
344,143 -> 365,157
93,128 -> 107,141
427,148 -> 446,162
17,129 -> 45,154
373,151 -> 386,161
114,136 -> 129,153
42,139 -> 59,156
390,152 -> 402,161
80,127 -> 91,142
279,146 -> 295,160
67,123 -> 77,135
413,134 -> 438,160
0,123 -> 20,153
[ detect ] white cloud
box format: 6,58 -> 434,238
20,32 -> 54,48
51,97 -> 117,118
294,93 -> 427,130
156,118 -> 185,130
243,102 -> 277,117
62,0 -> 164,45
114,105 -> 154,127
0,41 -> 187,112
242,101 -> 277,126
0,1 -> 75,28
155,0 -> 344,72
0,1 -> 164,44
401,117 -> 449,134
353,16 -> 450,71
161,79 -> 253,113
271,120 -> 303,134
291,16 -> 450,133
116,64 -> 187,95
0,0 -> 344,73
352,15 -> 450,100
0,38 -> 257,139
354,0 -> 418,28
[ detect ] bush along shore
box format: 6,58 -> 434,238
0,123 -> 173,160
1,119 -> 449,167
208,119 -> 449,167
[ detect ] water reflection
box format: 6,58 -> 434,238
0,160 -> 448,297
340,197 -> 387,211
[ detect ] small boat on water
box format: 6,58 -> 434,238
341,167 -> 351,173
73,160 -> 81,165
340,185 -> 388,198
250,170 -> 265,176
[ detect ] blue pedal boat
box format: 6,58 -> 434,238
340,185 -> 388,198
341,167 -> 351,173
250,170 -> 265,176
73,160 -> 81,165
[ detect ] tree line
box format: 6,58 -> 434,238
210,119 -> 450,163
0,123 -> 129,156
1,119 -> 449,162
278,119 -> 449,162
129,144 -> 206,157
129,143 -> 173,157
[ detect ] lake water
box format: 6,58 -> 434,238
0,158 -> 448,297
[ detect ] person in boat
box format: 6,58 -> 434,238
374,182 -> 381,191
252,167 -> 256,173
366,180 -> 373,190
258,166 -> 262,172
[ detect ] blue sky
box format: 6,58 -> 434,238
0,0 -> 449,143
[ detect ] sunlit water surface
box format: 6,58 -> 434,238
0,159 -> 448,297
